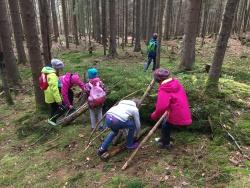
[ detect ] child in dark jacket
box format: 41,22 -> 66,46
145,33 -> 158,71
85,68 -> 106,130
151,68 -> 192,149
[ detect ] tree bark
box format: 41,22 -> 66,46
146,0 -> 154,44
62,0 -> 69,48
164,0 -> 173,40
8,0 -> 27,65
174,0 -> 182,37
72,0 -> 79,45
38,0 -> 52,65
19,0 -> 46,110
50,0 -> 59,42
242,0 -> 250,32
200,0 -> 210,46
156,0 -> 166,68
124,0 -> 128,44
0,39 -> 14,105
0,0 -> 21,87
108,0 -> 118,57
101,0 -> 107,55
206,0 -> 240,91
179,0 -> 202,71
134,0 -> 141,52
95,0 -> 102,43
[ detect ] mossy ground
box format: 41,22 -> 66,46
0,38 -> 249,187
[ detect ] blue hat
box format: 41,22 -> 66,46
87,68 -> 98,79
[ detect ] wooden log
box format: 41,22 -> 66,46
57,103 -> 89,126
121,111 -> 168,170
100,127 -> 151,161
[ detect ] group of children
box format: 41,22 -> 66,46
40,59 -> 105,130
40,57 -> 192,156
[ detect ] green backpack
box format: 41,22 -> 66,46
147,40 -> 157,53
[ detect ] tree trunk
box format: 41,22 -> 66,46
174,0 -> 182,37
19,0 -> 46,110
0,0 -> 21,87
179,0 -> 202,71
101,0 -> 107,55
108,0 -> 118,57
62,0 -> 69,48
0,39 -> 14,105
124,0 -> 128,44
164,0 -> 173,40
134,0 -> 141,52
8,0 -> 27,65
200,0 -> 210,46
95,0 -> 102,43
50,0 -> 59,42
72,0 -> 79,45
38,0 -> 52,65
206,0 -> 240,91
146,0 -> 154,44
131,0 -> 136,45
242,0 -> 250,32
156,0 -> 166,68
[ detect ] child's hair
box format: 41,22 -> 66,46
131,98 -> 141,107
87,68 -> 98,79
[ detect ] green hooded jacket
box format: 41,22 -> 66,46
41,67 -> 62,104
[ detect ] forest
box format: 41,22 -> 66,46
0,0 -> 250,187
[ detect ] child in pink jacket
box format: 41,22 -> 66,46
60,73 -> 86,109
151,68 -> 192,149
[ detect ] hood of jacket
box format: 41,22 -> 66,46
41,66 -> 56,74
118,100 -> 136,108
159,78 -> 180,93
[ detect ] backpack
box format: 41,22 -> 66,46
39,73 -> 48,90
88,82 -> 106,108
147,40 -> 157,53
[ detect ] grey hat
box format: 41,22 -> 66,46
51,59 -> 64,69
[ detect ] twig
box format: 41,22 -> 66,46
83,128 -> 108,153
211,115 -> 250,160
121,111 -> 168,170
30,127 -> 54,146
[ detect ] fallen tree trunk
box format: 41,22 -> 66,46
122,111 -> 168,170
57,103 -> 89,126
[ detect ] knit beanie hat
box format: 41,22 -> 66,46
153,68 -> 170,82
51,59 -> 64,69
87,68 -> 98,79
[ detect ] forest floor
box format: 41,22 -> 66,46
0,38 -> 250,188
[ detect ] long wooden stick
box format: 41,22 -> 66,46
121,111 -> 168,170
138,79 -> 155,108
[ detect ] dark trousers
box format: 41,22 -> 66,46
50,103 -> 66,122
161,121 -> 171,145
145,56 -> 156,71
68,89 -> 74,105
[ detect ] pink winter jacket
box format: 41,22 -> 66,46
60,73 -> 86,107
151,78 -> 192,126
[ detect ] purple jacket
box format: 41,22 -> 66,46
60,73 -> 86,107
151,78 -> 192,126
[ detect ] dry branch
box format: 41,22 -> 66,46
121,111 -> 168,170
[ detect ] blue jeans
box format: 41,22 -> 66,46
145,55 -> 156,71
100,115 -> 136,151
